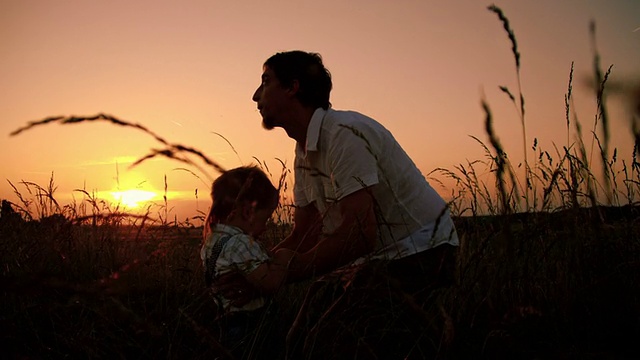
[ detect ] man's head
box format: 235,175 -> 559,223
252,51 -> 332,130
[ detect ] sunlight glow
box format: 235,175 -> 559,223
110,189 -> 157,208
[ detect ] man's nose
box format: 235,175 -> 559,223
252,86 -> 261,102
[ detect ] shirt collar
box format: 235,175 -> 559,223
212,223 -> 243,236
305,107 -> 327,152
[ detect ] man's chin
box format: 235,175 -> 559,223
262,118 -> 275,130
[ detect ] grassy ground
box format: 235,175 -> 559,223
1,204 -> 638,359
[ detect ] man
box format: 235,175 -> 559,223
252,50 -> 459,290
215,50 -> 459,358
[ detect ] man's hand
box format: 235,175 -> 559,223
273,248 -> 296,266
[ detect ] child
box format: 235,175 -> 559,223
200,166 -> 293,357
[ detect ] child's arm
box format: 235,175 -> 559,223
244,249 -> 295,294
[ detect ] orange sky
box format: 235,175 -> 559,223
1,0 -> 639,222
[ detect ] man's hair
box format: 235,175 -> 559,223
264,50 -> 332,110
205,166 -> 278,230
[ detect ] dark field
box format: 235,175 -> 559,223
1,205 -> 638,359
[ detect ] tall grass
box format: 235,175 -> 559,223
2,4 -> 640,359
431,7 -> 639,216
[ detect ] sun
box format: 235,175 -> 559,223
110,189 -> 157,209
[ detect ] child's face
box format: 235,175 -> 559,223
247,206 -> 275,237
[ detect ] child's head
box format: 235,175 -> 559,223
205,166 -> 279,237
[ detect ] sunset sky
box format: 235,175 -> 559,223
1,0 -> 639,222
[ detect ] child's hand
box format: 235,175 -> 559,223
211,272 -> 257,307
272,248 -> 296,266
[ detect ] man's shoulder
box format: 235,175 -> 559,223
326,108 -> 366,120
323,109 -> 390,143
324,109 -> 379,129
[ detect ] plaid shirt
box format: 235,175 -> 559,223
201,223 -> 270,313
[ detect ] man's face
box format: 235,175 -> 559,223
252,66 -> 289,130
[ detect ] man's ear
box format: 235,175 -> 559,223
287,79 -> 300,97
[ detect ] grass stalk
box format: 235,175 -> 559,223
488,4 -> 530,211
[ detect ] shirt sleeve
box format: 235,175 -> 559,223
328,122 -> 380,200
218,234 -> 270,275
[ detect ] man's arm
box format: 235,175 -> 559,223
271,203 -> 323,253
287,187 -> 378,281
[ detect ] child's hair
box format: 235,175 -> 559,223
204,166 -> 279,235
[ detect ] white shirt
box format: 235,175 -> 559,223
294,108 -> 459,261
